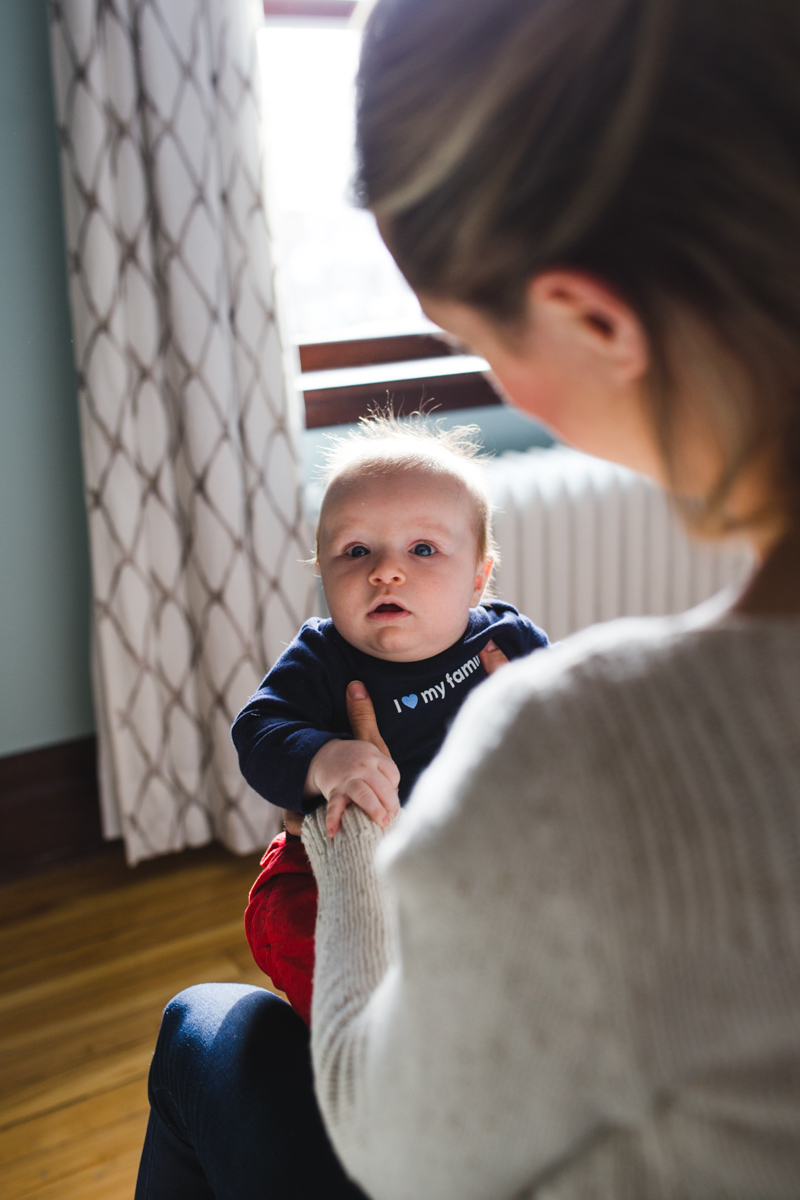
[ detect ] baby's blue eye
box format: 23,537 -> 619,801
346,545 -> 369,558
412,543 -> 434,556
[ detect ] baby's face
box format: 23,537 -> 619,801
318,470 -> 491,662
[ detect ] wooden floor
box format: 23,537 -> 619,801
0,842 -> 280,1200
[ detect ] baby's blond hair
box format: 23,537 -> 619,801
316,413 -> 498,583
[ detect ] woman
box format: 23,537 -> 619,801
136,0 -> 800,1196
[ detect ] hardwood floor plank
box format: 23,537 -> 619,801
0,920 -> 254,1024
0,1109 -> 148,1200
0,858 -> 262,979
0,955 -> 274,1068
0,840 -> 282,1198
0,843 -> 254,928
12,1147 -> 142,1200
0,849 -> 132,927
2,1000 -> 165,1104
1,965 -> 279,1112
3,1043 -> 153,1130
0,1080 -> 147,1164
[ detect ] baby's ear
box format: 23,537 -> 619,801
473,556 -> 494,601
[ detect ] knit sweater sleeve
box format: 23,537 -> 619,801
301,647 -> 646,1200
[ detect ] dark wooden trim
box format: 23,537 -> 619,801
263,0 -> 357,18
0,736 -> 111,880
304,369 -> 501,428
299,332 -> 452,373
298,335 -> 505,426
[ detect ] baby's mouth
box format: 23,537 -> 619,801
368,601 -> 410,620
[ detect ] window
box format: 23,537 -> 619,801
258,1 -> 503,428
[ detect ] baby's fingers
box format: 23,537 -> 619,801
364,760 -> 400,821
325,792 -> 350,838
376,753 -> 401,799
349,776 -> 395,831
326,775 -> 396,837
326,783 -> 380,837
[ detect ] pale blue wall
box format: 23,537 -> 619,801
0,0 -> 95,756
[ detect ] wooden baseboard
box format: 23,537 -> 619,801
0,736 -> 118,880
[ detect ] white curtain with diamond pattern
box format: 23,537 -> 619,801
49,0 -> 314,864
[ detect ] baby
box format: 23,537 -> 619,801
232,417 -> 548,1023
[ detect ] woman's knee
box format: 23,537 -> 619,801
156,984 -> 224,1065
159,983 -> 235,1043
150,984 -> 262,1104
146,984 -> 363,1198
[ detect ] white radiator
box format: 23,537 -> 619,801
487,447 -> 753,643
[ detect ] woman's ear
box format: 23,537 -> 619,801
472,556 -> 494,603
528,271 -> 649,385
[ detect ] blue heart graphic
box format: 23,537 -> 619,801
401,694 -> 418,709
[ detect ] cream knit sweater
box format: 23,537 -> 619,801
302,603 -> 800,1200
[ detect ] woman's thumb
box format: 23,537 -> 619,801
346,680 -> 391,756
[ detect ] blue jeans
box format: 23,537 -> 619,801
135,983 -> 368,1200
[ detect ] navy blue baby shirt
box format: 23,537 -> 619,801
232,601 -> 548,813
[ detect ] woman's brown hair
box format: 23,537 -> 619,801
355,0 -> 800,532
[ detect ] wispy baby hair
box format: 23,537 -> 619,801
316,411 -> 499,576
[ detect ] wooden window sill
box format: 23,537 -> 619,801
263,1 -> 357,18
301,356 -> 501,428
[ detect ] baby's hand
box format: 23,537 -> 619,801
305,736 -> 400,838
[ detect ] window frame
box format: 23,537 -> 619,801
263,0 -> 503,427
264,1 -> 358,17
298,333 -> 501,428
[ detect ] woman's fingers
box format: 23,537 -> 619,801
346,681 -> 392,757
479,639 -> 510,676
283,809 -> 304,837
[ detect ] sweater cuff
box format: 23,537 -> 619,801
301,802 -> 392,878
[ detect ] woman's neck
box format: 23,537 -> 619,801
733,527 -> 800,616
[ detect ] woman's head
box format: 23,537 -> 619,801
355,0 -> 800,535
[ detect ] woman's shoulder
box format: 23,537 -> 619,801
482,599 -> 800,723
380,606 -> 800,1039
385,603 -> 800,869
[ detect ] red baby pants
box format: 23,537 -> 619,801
244,831 -> 317,1026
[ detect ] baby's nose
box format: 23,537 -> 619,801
369,553 -> 405,584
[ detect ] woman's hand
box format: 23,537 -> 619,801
344,679 -> 393,753
479,639 -> 510,675
303,681 -> 400,838
286,651 -> 505,838
283,809 -> 304,837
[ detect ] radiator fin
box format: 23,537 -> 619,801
488,448 -> 752,643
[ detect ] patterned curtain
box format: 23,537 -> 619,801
49,0 -> 314,864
